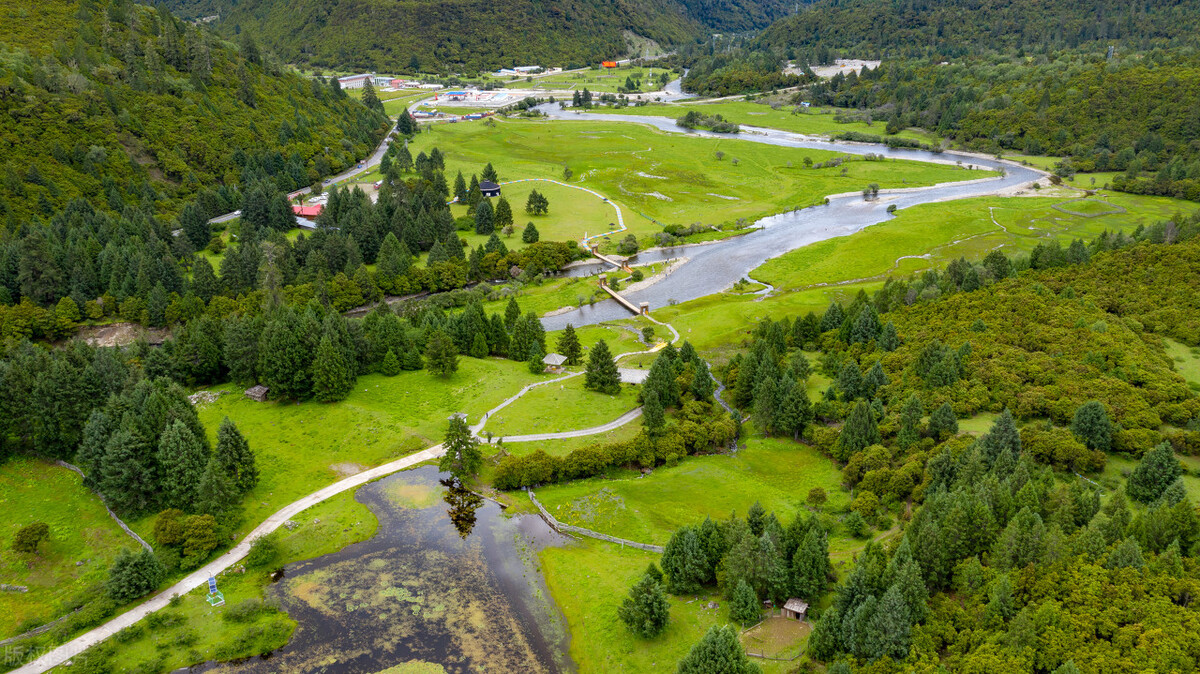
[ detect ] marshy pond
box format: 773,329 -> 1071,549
211,466 -> 573,673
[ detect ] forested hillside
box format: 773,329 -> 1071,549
0,0 -> 389,326
163,0 -> 698,72
757,0 -> 1200,58
0,0 -> 388,223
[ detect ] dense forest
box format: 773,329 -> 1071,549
0,0 -> 389,222
756,0 -> 1200,59
614,214 -> 1200,671
161,0 -> 799,73
0,0 -> 396,335
162,0 -> 694,72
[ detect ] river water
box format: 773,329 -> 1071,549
532,104 -> 1043,331
210,467 -> 572,673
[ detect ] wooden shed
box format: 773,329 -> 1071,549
244,385 -> 269,402
782,598 -> 809,621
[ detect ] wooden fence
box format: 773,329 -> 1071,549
527,490 -> 664,553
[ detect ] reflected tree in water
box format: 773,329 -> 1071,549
442,477 -> 484,539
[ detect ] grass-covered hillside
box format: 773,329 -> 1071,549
0,0 -> 389,225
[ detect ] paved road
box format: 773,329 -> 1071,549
208,119 -> 399,226
14,443 -> 444,674
498,407 -> 644,443
13,353 -> 663,673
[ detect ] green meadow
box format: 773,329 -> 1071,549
754,191 -> 1182,291
600,101 -> 937,144
408,118 -> 990,244
540,539 -> 796,674
485,375 -> 639,437
448,179 -> 622,248
185,358 -> 549,539
532,436 -> 849,547
78,491 -> 378,672
0,457 -> 132,638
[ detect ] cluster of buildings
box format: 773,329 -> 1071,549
335,73 -> 440,91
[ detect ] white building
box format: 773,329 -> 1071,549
337,73 -> 375,89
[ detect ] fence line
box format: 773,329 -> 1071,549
527,490 -> 664,553
55,461 -> 153,553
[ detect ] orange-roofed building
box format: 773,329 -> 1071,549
601,61 -> 617,68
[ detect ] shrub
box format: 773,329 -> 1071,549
245,535 -> 279,568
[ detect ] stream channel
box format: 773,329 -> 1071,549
533,103 -> 1044,331
206,466 -> 572,673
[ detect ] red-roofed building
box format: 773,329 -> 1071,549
292,204 -> 323,218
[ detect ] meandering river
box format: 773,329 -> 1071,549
533,104 -> 1043,331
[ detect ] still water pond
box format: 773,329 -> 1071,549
213,467 -> 572,673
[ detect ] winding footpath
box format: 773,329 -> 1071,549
18,101 -> 1031,671
14,357 -> 654,674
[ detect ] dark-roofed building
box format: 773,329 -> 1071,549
480,180 -> 501,198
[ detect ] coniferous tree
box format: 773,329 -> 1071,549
863,585 -> 912,661
361,80 -> 383,112
440,414 -> 482,478
77,410 -> 114,491
1071,400 -> 1113,451
194,457 -> 237,516
157,420 -> 208,511
105,548 -> 165,603
677,625 -> 761,674
556,324 -> 583,366
470,332 -> 489,359
897,394 -> 923,449
494,196 -> 513,230
258,310 -> 311,400
425,330 -> 459,377
729,579 -> 761,625
1128,442 -> 1183,504
643,388 -> 666,435
585,339 -> 621,395
312,335 -> 355,402
1105,536 -> 1146,569
522,221 -> 540,243
100,428 -> 156,516
792,527 -> 831,600
928,403 -> 959,440
528,340 -> 546,374
481,162 -> 499,183
661,527 -> 708,594
618,571 -> 671,638
890,558 -> 929,623
776,380 -> 812,441
380,348 -> 402,375
453,171 -> 468,203
836,401 -> 880,460
215,416 -> 258,493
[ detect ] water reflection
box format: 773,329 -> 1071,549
440,477 -> 483,539
204,467 -> 572,673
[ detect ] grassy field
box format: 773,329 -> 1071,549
408,119 -> 990,247
447,180 -> 621,249
753,191 -> 1181,292
500,421 -> 644,458
540,539 -> 794,674
185,358 -> 549,539
477,275 -> 608,318
649,189 -> 1198,357
599,101 -> 937,144
0,457 -> 133,638
533,436 -> 848,547
346,89 -> 433,118
484,374 -> 640,438
83,491 -> 377,672
564,323 -> 647,357
1164,337 -> 1200,392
